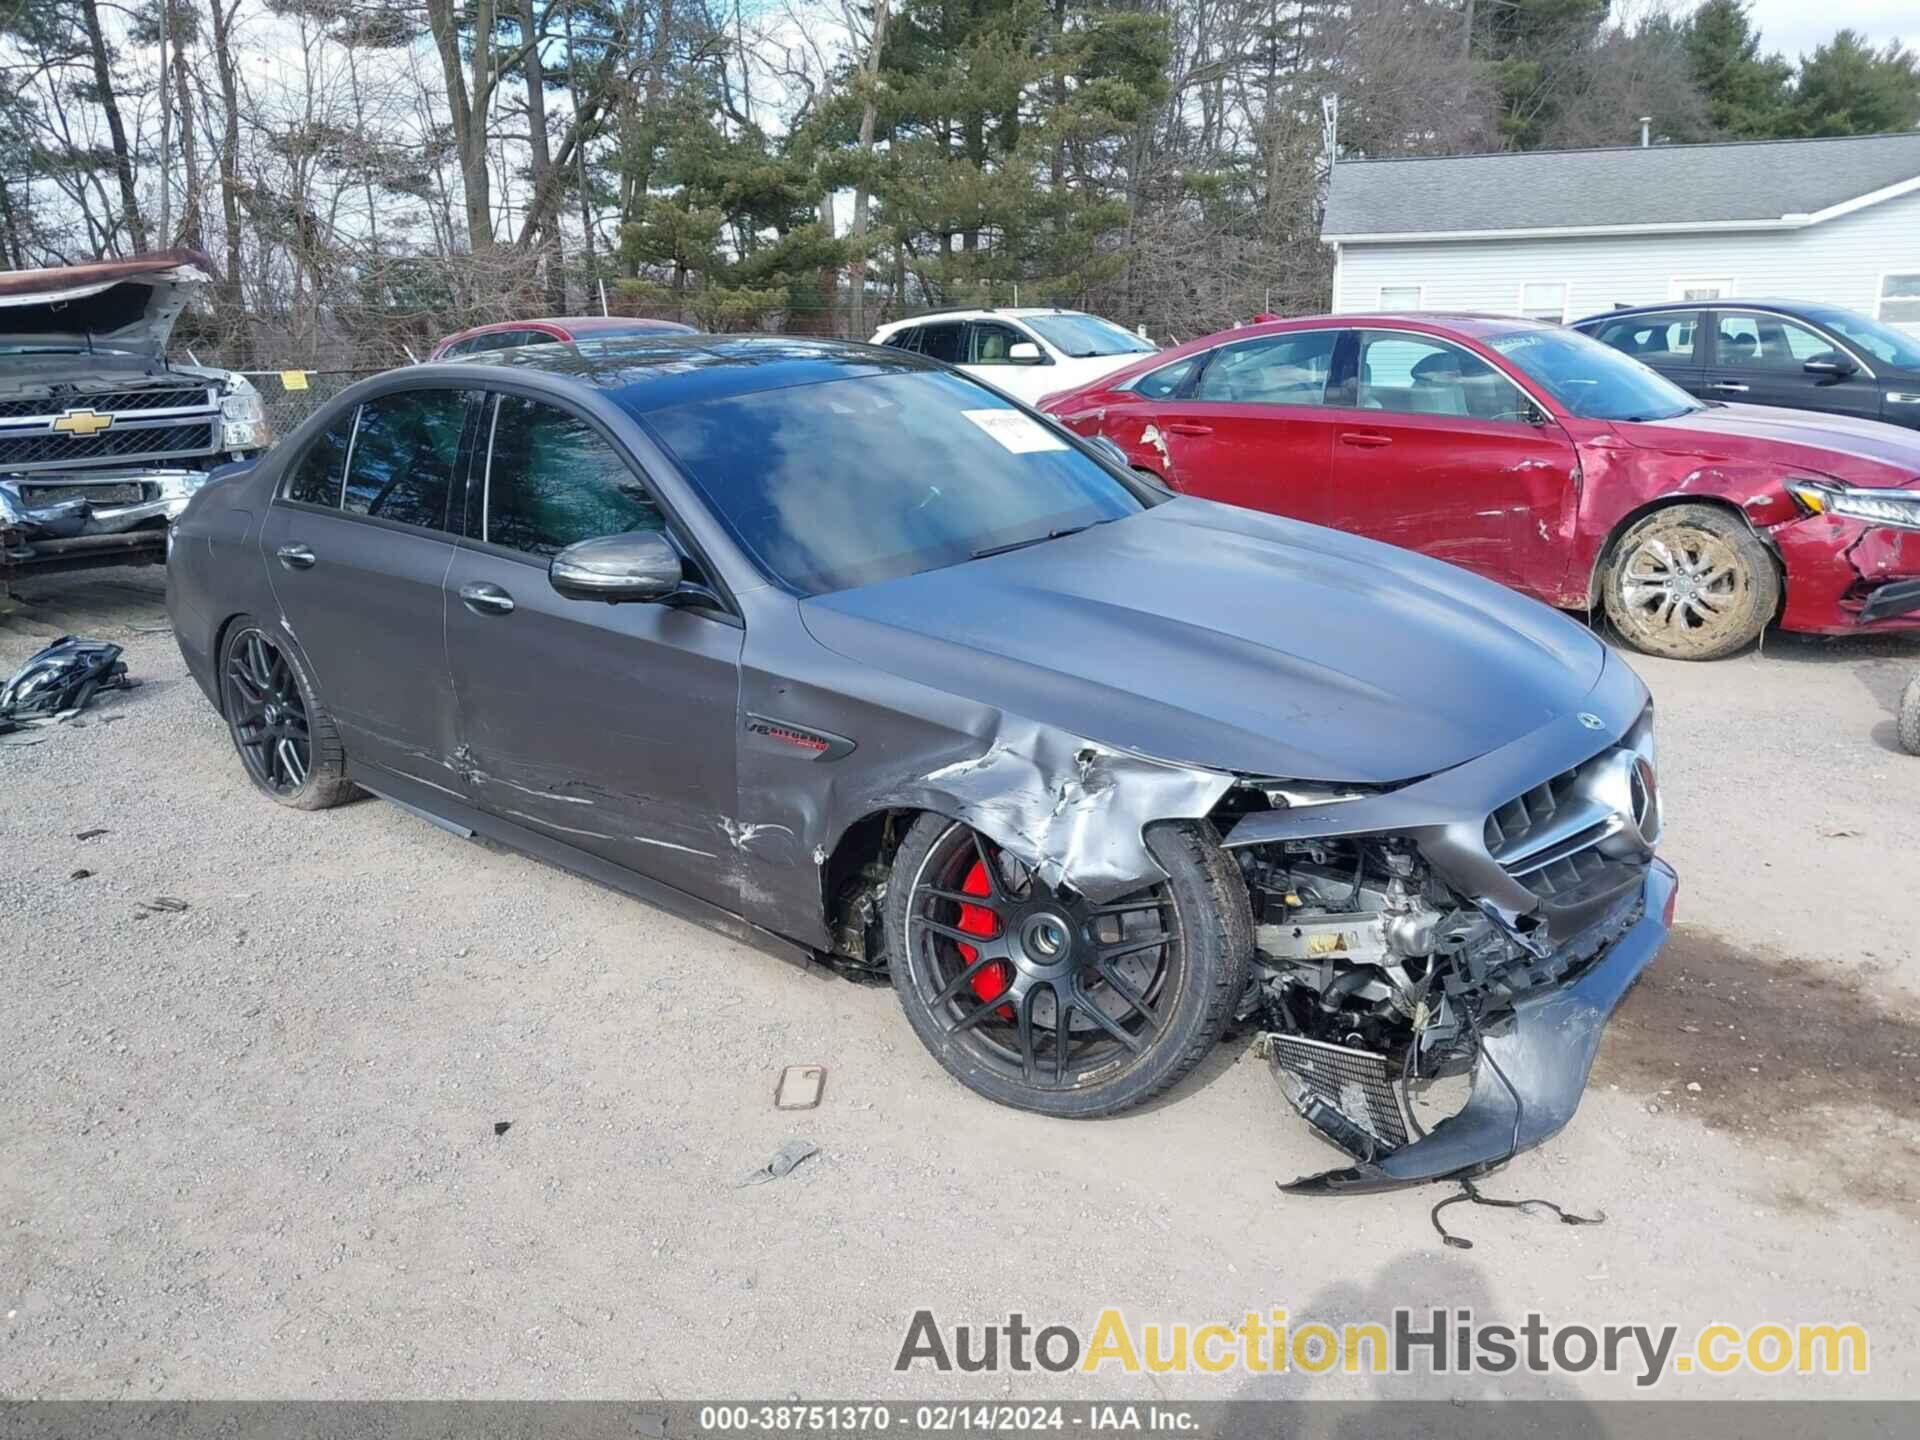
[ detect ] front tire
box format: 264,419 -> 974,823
885,814 -> 1250,1117
219,617 -> 356,810
1602,505 -> 1778,661
1899,673 -> 1920,756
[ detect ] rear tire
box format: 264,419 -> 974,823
886,813 -> 1249,1117
1602,505 -> 1778,661
219,617 -> 357,810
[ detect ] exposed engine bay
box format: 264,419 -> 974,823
1231,821 -> 1664,1194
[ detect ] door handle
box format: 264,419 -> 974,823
1164,423 -> 1213,437
459,581 -> 515,616
1338,432 -> 1393,449
275,544 -> 316,570
1710,382 -> 1750,393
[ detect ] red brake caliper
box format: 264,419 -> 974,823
957,859 -> 1012,1008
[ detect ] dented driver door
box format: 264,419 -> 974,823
442,391 -> 744,909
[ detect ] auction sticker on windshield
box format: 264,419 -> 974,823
963,409 -> 1068,453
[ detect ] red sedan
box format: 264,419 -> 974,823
428,314 -> 693,361
1040,314 -> 1920,660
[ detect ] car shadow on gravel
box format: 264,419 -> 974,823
1592,923 -> 1920,1215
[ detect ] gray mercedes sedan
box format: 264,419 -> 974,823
166,335 -> 1676,1194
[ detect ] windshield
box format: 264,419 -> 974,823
1803,307 -> 1920,369
1023,313 -> 1156,359
1485,327 -> 1702,422
642,368 -> 1145,596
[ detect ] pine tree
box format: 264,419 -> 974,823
1789,30 -> 1920,137
1684,0 -> 1791,138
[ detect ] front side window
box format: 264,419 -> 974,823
1807,303 -> 1920,367
1592,312 -> 1698,364
341,389 -> 475,529
1352,333 -> 1530,421
1486,327 -> 1700,422
916,324 -> 964,364
1192,331 -> 1336,405
284,409 -> 355,506
642,368 -> 1145,596
1715,312 -> 1836,370
967,322 -> 1030,365
1519,282 -> 1568,323
486,395 -> 666,558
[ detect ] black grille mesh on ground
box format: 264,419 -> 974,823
1267,1035 -> 1409,1158
0,422 -> 215,469
0,387 -> 211,420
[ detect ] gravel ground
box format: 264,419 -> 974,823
3,566 -> 1919,1401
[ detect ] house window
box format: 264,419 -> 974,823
1519,282 -> 1568,323
1378,285 -> 1422,310
1670,277 -> 1733,302
1881,274 -> 1920,327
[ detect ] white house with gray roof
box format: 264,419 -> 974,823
1322,132 -> 1920,333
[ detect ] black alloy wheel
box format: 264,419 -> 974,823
887,815 -> 1249,1116
218,617 -> 356,809
224,628 -> 311,794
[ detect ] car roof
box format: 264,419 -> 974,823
426,334 -> 938,413
437,315 -> 694,345
1572,299 -> 1846,326
873,307 -> 1091,330
1189,312 -> 1554,342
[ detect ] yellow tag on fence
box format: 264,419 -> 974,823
279,371 -> 310,391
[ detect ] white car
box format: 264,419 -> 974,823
869,308 -> 1158,405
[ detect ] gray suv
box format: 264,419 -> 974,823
1,249 -> 270,586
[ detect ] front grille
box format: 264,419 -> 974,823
1267,1035 -> 1409,1158
0,421 -> 216,471
1485,746 -> 1652,902
0,386 -> 211,420
18,481 -> 150,506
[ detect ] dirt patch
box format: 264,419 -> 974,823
1593,923 -> 1920,1212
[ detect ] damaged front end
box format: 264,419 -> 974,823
1224,693 -> 1673,1194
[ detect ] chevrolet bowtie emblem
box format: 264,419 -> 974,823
52,408 -> 113,437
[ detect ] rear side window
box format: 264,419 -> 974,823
342,389 -> 474,530
1122,355 -> 1199,400
1593,312 -> 1698,363
284,410 -> 355,506
1193,332 -> 1337,405
916,324 -> 964,363
882,328 -> 921,353
485,396 -> 666,557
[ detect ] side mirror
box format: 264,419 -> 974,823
1803,352 -> 1858,378
549,530 -> 683,603
1007,341 -> 1045,365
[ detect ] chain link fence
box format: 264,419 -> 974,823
235,370 -> 386,445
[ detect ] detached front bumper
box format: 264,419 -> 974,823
1,470 -> 206,574
1277,859 -> 1677,1195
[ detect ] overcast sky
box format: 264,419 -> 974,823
1743,0 -> 1918,62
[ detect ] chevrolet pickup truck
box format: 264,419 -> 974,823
1,249 -> 269,587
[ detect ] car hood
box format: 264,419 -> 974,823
800,498 -> 1610,783
0,249 -> 211,359
1614,403 -> 1920,487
